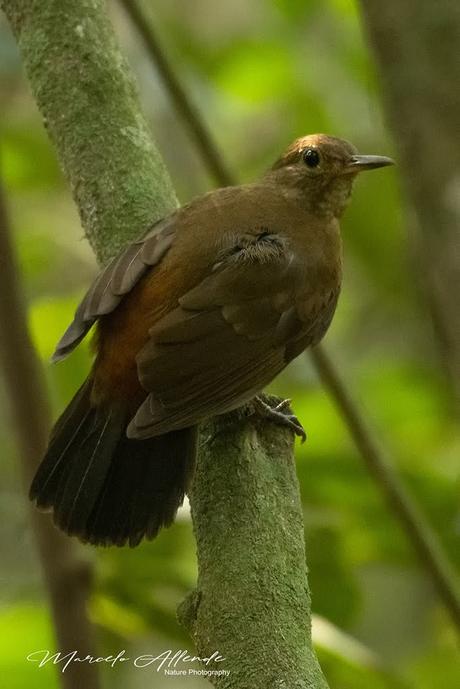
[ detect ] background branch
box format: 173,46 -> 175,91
359,0 -> 460,408
120,0 -> 234,188
311,346 -> 460,629
0,169 -> 99,689
1,0 -> 329,685
121,0 -> 460,631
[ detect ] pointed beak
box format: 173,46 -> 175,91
346,154 -> 394,172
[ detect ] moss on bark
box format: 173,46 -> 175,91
179,404 -> 329,688
3,0 -> 177,264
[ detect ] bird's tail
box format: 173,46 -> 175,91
29,379 -> 197,547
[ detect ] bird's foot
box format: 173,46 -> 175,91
252,395 -> 307,443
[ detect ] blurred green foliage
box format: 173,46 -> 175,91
0,1 -> 458,688
0,605 -> 60,689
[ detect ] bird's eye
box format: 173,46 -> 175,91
302,148 -> 320,168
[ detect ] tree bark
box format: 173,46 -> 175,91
1,1 -> 329,686
359,0 -> 460,406
178,405 -> 328,688
1,0 -> 177,264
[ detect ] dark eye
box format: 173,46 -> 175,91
303,148 -> 320,168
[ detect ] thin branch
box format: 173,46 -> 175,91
122,0 -> 460,631
120,0 -> 235,188
0,167 -> 100,689
311,345 -> 460,628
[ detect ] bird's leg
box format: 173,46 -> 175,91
251,395 -> 307,443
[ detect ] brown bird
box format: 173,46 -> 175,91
30,134 -> 393,547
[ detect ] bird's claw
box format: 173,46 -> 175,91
252,396 -> 307,443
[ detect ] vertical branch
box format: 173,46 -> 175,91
0,172 -> 100,689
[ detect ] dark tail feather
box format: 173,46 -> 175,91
30,380 -> 197,547
30,380 -> 96,510
86,427 -> 197,547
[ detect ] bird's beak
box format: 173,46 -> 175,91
346,154 -> 395,172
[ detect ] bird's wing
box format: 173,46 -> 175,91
128,231 -> 320,438
52,217 -> 177,361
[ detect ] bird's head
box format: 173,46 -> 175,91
268,134 -> 394,218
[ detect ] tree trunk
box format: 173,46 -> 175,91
178,405 -> 328,688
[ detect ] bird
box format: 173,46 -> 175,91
29,134 -> 393,548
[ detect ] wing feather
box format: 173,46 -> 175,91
128,235 -> 309,437
52,218 -> 176,362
